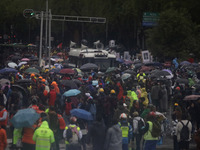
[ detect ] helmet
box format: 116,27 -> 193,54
176,86 -> 180,91
99,88 -> 104,92
41,79 -> 46,83
110,89 -> 115,94
38,76 -> 43,79
31,73 -> 35,77
120,113 -> 127,119
51,81 -> 57,86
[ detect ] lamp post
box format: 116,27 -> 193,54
45,0 -> 48,57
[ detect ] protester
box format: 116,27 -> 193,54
63,116 -> 82,150
86,114 -> 106,150
143,112 -> 159,150
132,111 -> 145,150
118,113 -> 132,150
104,118 -> 122,150
33,120 -> 55,150
176,113 -> 192,150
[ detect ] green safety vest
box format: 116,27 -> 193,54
119,122 -> 130,138
33,121 -> 55,150
143,121 -> 158,141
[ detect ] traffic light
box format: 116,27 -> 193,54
23,9 -> 35,18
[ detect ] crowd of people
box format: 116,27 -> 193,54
0,56 -> 200,150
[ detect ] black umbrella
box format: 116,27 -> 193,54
151,70 -> 171,77
16,79 -> 35,85
72,79 -> 83,87
61,80 -> 78,89
80,63 -> 98,71
124,69 -> 136,75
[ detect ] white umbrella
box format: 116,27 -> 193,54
18,61 -> 27,67
8,62 -> 18,68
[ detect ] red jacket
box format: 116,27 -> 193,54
0,109 -> 8,128
22,125 -> 37,144
0,127 -> 7,150
48,89 -> 57,106
57,114 -> 66,130
117,82 -> 124,100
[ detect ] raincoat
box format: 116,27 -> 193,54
33,121 -> 55,150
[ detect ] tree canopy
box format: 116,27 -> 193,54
0,0 -> 200,59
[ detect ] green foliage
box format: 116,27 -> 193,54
146,9 -> 198,60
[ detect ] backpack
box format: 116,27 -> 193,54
180,121 -> 189,141
137,118 -> 145,135
151,120 -> 161,137
65,102 -> 72,115
66,126 -> 79,144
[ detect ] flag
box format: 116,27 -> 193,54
57,43 -> 63,49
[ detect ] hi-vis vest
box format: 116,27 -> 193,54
65,125 -> 80,144
118,122 -> 130,138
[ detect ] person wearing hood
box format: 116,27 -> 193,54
132,111 -> 145,150
33,121 -> 55,150
104,118 -> 122,150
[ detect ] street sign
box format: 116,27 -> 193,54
142,12 -> 159,27
23,9 -> 34,18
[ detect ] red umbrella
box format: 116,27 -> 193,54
59,68 -> 75,75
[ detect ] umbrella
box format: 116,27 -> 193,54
61,80 -> 78,89
18,61 -> 28,67
183,95 -> 200,101
105,67 -> 117,74
21,58 -> 30,62
8,62 -> 18,68
121,73 -> 131,80
63,89 -> 81,97
70,109 -> 93,120
151,70 -> 171,77
0,68 -> 18,74
175,78 -> 189,84
180,61 -> 191,66
162,69 -> 172,74
134,63 -> 143,70
31,65 -> 42,71
10,108 -> 40,128
80,63 -> 98,70
50,68 -> 61,73
16,79 -> 35,85
0,79 -> 10,87
140,66 -> 152,72
72,79 -> 83,87
59,68 -> 75,75
24,67 -> 40,74
124,69 -> 136,75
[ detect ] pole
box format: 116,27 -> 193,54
45,0 -> 48,57
48,9 -> 51,69
39,11 -> 44,67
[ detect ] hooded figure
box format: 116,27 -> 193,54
104,119 -> 122,150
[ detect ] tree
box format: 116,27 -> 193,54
146,9 -> 197,61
